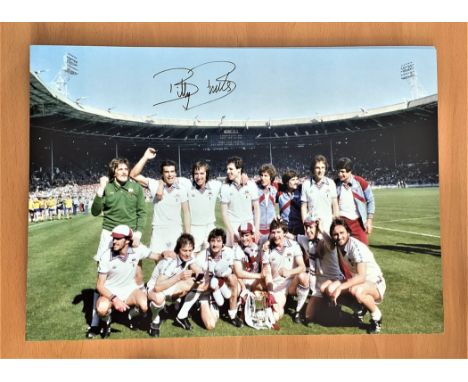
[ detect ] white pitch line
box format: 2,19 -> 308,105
377,216 -> 438,223
373,225 -> 440,239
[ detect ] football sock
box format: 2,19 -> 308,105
177,291 -> 201,319
150,301 -> 165,324
296,284 -> 309,312
212,289 -> 225,306
220,282 -> 232,299
90,291 -> 100,327
370,307 -> 382,321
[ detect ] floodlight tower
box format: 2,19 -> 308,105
52,53 -> 78,98
401,61 -> 425,100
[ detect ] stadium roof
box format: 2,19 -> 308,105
30,71 -> 438,143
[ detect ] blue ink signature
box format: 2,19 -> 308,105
152,61 -> 237,111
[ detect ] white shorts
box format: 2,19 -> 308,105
94,229 -> 112,262
373,276 -> 386,303
191,224 -> 215,252
271,276 -> 293,294
150,225 -> 183,253
108,282 -> 140,302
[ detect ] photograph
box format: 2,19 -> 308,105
27,45 -> 441,341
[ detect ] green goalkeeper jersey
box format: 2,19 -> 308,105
91,179 -> 147,233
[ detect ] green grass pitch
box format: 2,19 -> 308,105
26,187 -> 443,340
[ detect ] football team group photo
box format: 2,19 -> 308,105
27,46 -> 442,340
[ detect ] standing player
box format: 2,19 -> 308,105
323,218 -> 386,334
130,148 -> 191,253
147,159 -> 222,254
296,215 -> 344,323
232,223 -> 264,291
277,169 -> 304,236
185,161 -> 222,253
262,218 -> 308,322
94,225 -> 166,338
335,157 -> 375,245
146,234 -> 204,336
220,156 -> 260,247
256,163 -> 279,242
301,155 -> 339,234
91,158 -> 147,262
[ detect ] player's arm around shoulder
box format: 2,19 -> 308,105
131,174 -> 150,189
147,248 -> 176,263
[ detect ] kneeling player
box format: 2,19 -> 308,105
296,215 -> 344,324
94,225 -> 165,338
323,219 -> 386,334
146,234 -> 204,336
196,228 -> 243,329
233,223 -> 264,292
262,218 -> 308,322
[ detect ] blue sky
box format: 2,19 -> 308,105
30,45 -> 437,121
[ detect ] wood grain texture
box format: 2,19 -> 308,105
0,22 -> 466,359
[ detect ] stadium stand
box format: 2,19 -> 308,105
30,71 -> 438,193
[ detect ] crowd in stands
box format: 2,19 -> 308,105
28,129 -> 438,225
30,159 -> 438,196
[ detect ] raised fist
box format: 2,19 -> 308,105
144,147 -> 157,160
99,176 -> 109,189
